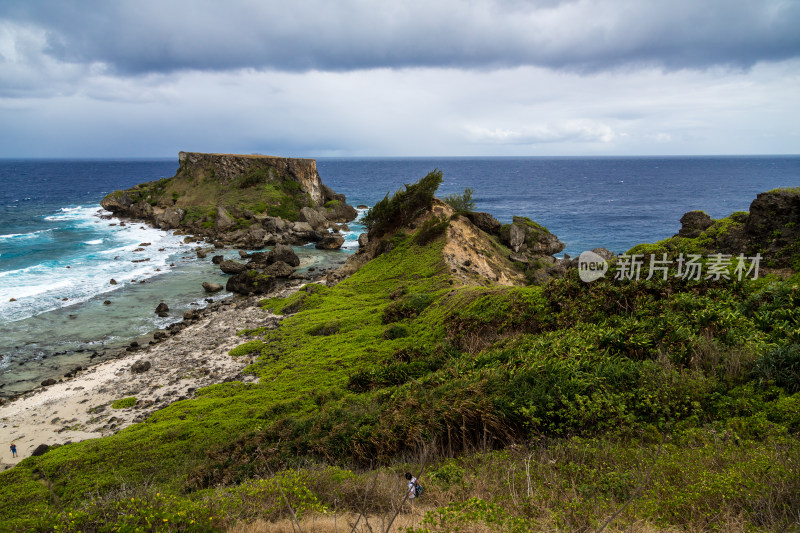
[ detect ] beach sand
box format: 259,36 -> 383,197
0,287 -> 297,469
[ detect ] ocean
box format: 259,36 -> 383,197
1,156 -> 798,397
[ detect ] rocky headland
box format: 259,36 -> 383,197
100,152 -> 358,249
100,152 -> 359,295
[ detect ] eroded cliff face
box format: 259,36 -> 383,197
176,152 -> 326,205
101,152 -> 357,248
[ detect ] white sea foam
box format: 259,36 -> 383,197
0,228 -> 54,241
0,206 -> 201,323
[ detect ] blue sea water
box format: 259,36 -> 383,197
0,156 -> 798,396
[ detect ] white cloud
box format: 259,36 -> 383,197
464,121 -> 617,145
0,1 -> 797,157
1,61 -> 797,157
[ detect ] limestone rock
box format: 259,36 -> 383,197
315,233 -> 345,250
678,211 -> 714,238
465,212 -> 502,235
268,244 -> 300,267
242,225 -> 267,249
299,206 -> 328,230
745,189 -> 800,244
219,260 -> 248,274
264,260 -> 295,278
153,206 -> 185,229
131,360 -> 151,374
225,271 -> 276,295
506,216 -> 565,256
202,281 -> 224,292
215,206 -> 236,232
358,233 -> 369,248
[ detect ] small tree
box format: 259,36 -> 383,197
444,187 -> 476,215
363,169 -> 443,237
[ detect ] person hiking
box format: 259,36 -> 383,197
10,443 -> 17,458
405,472 -> 422,499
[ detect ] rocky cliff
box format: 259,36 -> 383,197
101,152 -> 357,248
672,188 -> 800,269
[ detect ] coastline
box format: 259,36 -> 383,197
0,285 -> 301,469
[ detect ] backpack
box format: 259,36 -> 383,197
413,481 -> 423,497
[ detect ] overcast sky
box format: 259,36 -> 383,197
1,0 -> 798,157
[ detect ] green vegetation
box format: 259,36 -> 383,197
110,397 -> 137,409
363,169 -> 443,237
444,187 -> 475,216
105,161 -> 312,227
3,173 -> 800,531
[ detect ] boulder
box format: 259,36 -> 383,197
130,360 -> 151,374
527,232 -> 566,256
225,271 -> 276,295
591,248 -> 616,261
465,212 -> 502,235
211,255 -> 224,264
745,189 -> 800,248
242,225 -> 267,249
268,244 -> 300,267
30,444 -> 51,457
202,281 -> 224,293
508,224 -> 526,252
41,378 -> 57,387
153,206 -> 185,229
264,260 -> 295,278
323,201 -> 359,222
358,233 -> 369,248
256,215 -> 279,233
292,221 -> 314,233
215,205 -> 236,232
508,216 -> 565,256
155,302 -> 169,317
299,206 -> 329,230
315,233 -> 345,250
219,260 -> 248,274
678,210 -> 714,238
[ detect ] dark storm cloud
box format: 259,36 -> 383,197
2,0 -> 799,75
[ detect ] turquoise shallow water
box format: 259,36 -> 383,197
0,237 -> 353,398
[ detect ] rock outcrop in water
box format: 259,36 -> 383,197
101,152 -> 357,248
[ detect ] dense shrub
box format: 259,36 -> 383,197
752,343 -> 800,392
444,187 -> 476,215
362,169 -> 443,237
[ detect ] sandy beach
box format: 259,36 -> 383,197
0,286 -> 298,469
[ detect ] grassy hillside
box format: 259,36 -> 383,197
2,177 -> 799,532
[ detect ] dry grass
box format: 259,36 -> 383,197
228,507 -> 432,533
227,513 -> 766,533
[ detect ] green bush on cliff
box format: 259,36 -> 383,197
363,169 -> 443,237
444,187 -> 476,215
